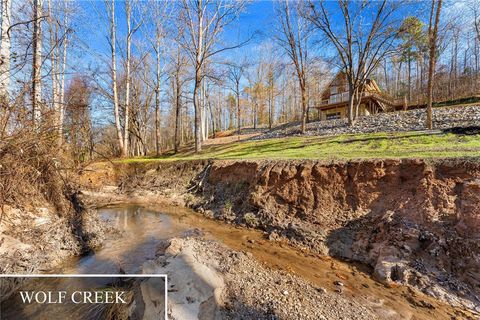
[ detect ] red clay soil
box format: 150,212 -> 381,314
203,159 -> 480,312
81,158 -> 480,313
206,159 -> 480,234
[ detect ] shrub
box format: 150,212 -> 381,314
0,128 -> 73,222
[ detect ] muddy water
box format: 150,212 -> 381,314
136,203 -> 473,320
65,206 -> 187,274
0,207 -> 176,320
1,205 -> 471,320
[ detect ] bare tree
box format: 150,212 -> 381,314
276,1 -> 310,132
0,0 -> 10,101
0,0 -> 11,136
151,1 -> 168,156
123,0 -> 142,156
170,42 -> 188,154
106,0 -> 125,156
46,0 -> 70,145
32,0 -> 43,126
47,0 -> 58,125
179,0 -> 246,152
58,1 -> 70,145
226,59 -> 247,134
473,3 -> 480,91
426,0 -> 443,129
123,0 -> 132,156
306,0 -> 402,125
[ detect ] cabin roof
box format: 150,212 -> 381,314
321,72 -> 381,98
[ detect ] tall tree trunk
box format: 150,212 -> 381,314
0,0 -> 10,101
154,80 -> 161,156
475,11 -> 480,92
193,1 -> 204,153
453,32 -> 458,95
0,0 -> 11,136
193,74 -> 202,152
236,84 -> 241,135
123,0 -> 132,157
57,2 -> 68,146
174,76 -> 181,154
109,0 -> 124,156
415,59 -> 420,102
347,82 -> 355,126
300,81 -> 307,133
475,35 -> 479,92
154,32 -> 161,156
32,0 -> 43,126
208,99 -> 215,139
200,78 -> 208,141
407,55 -> 412,101
426,0 -> 442,130
383,59 -> 389,94
47,0 -> 60,137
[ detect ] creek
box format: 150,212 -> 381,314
0,204 -> 459,320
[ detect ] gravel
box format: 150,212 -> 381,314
159,237 -> 381,320
253,105 -> 480,140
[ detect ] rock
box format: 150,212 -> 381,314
252,105 -> 480,140
142,238 -> 225,320
268,231 -> 281,241
204,210 -> 215,219
317,287 -> 327,294
334,281 -> 344,286
372,255 -> 406,284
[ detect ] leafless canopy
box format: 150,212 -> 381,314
305,0 -> 402,124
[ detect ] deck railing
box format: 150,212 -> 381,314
320,91 -> 401,107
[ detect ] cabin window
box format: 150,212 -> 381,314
326,112 -> 341,120
331,86 -> 337,94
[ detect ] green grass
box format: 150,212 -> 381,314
121,131 -> 480,163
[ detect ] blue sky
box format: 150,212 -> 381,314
74,0 -> 278,60
70,0 -> 435,69
66,0 -> 472,126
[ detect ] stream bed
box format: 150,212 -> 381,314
0,206 -> 181,320
0,204 -> 467,320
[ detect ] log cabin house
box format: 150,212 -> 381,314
315,72 -> 400,120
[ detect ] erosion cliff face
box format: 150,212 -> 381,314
206,159 -> 480,233
202,159 -> 480,311
86,158 -> 480,312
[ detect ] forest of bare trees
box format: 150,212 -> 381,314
0,0 -> 478,161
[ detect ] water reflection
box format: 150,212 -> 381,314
71,205 -> 182,275
0,206 -> 176,320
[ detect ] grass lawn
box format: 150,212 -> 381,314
121,131 -> 480,163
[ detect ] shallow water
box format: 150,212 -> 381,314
0,206 -> 177,320
0,204 -> 469,320
67,206 -> 186,275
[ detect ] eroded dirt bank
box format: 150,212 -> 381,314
0,141 -> 112,283
0,201 -> 110,278
79,158 -> 480,314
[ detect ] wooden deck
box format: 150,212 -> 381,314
316,92 -> 403,113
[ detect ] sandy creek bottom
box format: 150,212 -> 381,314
0,204 -> 470,320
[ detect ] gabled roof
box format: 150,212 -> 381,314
321,71 -> 381,98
